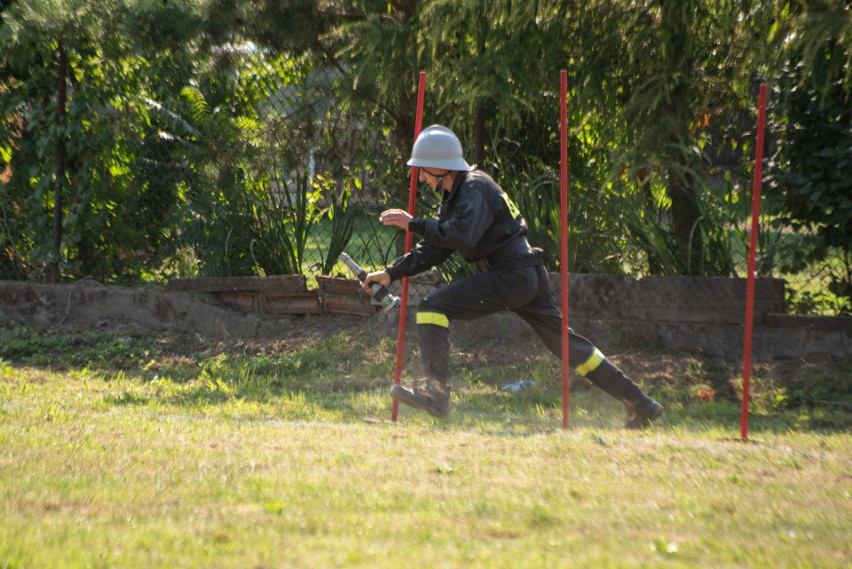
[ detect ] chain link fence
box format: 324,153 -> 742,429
130,53 -> 416,284
145,50 -> 441,300
233,59 -> 439,301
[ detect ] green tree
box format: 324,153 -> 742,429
2,0 -> 848,303
0,0 -> 210,281
763,0 -> 852,314
0,0 -> 277,282
569,0 -> 759,276
323,1 -> 772,277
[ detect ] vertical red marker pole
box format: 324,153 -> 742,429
741,83 -> 767,441
560,70 -> 571,429
392,71 -> 427,422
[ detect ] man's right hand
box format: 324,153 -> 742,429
361,270 -> 391,294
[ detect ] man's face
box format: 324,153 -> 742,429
418,167 -> 450,190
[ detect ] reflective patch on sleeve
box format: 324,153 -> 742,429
575,348 -> 605,376
502,193 -> 521,219
416,311 -> 450,328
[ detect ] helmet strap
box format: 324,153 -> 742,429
422,168 -> 449,189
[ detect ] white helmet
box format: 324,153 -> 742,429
407,125 -> 471,171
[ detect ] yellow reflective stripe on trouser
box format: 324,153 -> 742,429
416,311 -> 450,328
576,348 -> 605,376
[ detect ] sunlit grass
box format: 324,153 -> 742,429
0,326 -> 850,568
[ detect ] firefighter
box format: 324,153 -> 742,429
362,125 -> 663,428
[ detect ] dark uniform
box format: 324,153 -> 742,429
385,169 -> 659,421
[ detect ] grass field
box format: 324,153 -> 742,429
1,324 -> 849,568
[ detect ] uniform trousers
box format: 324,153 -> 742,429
415,263 -> 646,403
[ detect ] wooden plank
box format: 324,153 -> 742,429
217,291 -> 259,313
262,291 -> 322,315
316,276 -> 375,316
316,276 -> 362,294
322,294 -> 376,316
169,275 -> 308,293
218,290 -> 321,315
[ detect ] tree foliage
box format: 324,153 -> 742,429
0,0 -> 212,281
763,0 -> 852,313
0,0 -> 849,314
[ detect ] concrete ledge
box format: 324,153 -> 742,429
367,305 -> 851,361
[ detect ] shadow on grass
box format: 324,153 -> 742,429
163,380 -> 852,436
2,324 -> 849,434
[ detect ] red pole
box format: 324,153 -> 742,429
741,83 -> 767,441
392,71 -> 427,421
560,70 -> 571,429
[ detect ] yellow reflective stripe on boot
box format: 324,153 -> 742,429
576,348 -> 605,376
416,311 -> 450,328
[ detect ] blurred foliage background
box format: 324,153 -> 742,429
0,0 -> 849,315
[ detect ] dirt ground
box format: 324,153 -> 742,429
1,280 -> 850,428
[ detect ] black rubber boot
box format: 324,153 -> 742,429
624,395 -> 664,429
585,360 -> 663,429
390,379 -> 450,418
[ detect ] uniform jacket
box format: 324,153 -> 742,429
386,169 -> 536,281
